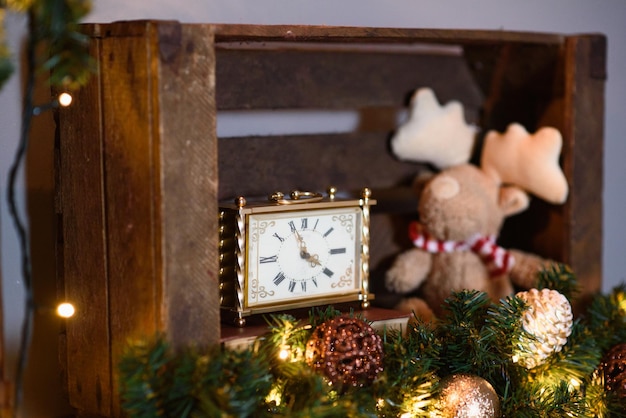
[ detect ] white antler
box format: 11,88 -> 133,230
390,88 -> 477,170
481,123 -> 569,204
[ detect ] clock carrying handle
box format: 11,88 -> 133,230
269,190 -> 324,205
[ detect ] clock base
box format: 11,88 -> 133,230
220,306 -> 410,351
222,294 -> 375,327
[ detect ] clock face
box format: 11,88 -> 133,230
245,206 -> 362,307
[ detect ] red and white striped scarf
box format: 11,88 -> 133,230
408,221 -> 514,277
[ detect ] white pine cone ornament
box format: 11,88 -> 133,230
514,288 -> 573,369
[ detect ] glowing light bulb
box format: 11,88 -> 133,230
58,92 -> 73,107
266,386 -> 282,406
56,302 -> 75,318
569,377 -> 581,390
618,294 -> 626,313
278,347 -> 290,360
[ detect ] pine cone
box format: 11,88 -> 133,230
515,288 -> 573,369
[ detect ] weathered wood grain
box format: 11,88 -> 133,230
216,48 -> 483,111
212,24 -> 565,45
57,33 -> 112,416
99,23 -> 165,417
562,34 -> 605,305
154,23 -> 220,349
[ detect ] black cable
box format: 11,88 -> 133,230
6,10 -> 37,417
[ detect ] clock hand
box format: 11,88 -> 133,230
294,230 -> 311,259
306,253 -> 322,267
293,230 -> 322,266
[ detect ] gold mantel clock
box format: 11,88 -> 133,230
219,187 -> 375,326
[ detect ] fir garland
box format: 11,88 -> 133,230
119,266 -> 626,417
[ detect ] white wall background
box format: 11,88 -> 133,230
1,1 -> 625,416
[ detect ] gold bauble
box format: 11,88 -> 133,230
438,374 -> 500,418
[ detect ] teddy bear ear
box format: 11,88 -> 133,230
481,123 -> 569,204
390,88 -> 477,169
499,185 -> 530,216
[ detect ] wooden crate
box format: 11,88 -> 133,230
55,21 -> 605,416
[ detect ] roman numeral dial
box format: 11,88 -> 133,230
245,206 -> 363,307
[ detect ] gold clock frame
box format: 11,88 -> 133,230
219,188 -> 375,326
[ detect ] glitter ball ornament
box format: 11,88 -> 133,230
305,316 -> 383,388
515,288 -> 573,369
601,343 -> 626,398
438,374 -> 500,418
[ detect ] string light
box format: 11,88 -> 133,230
266,386 -> 282,406
32,92 -> 74,115
278,347 -> 290,361
569,377 -> 582,390
616,290 -> 626,313
56,302 -> 75,318
376,398 -> 385,410
58,92 -> 73,107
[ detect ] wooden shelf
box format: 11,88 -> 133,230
55,21 -> 605,417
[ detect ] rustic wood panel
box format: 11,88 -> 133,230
80,21 -> 222,417
216,48 -> 484,111
212,24 -> 565,45
154,23 -> 221,348
99,25 -> 161,418
562,34 -> 605,305
57,34 -> 112,415
218,133 -> 421,200
463,43 -> 562,131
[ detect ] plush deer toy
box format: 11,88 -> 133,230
385,88 -> 568,320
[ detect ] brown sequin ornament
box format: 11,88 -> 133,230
438,374 -> 500,418
305,316 -> 383,388
601,343 -> 626,398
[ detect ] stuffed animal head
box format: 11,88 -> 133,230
417,165 -> 530,242
392,88 -> 569,242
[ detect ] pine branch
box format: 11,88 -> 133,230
436,290 -> 504,377
116,294 -> 626,417
584,285 -> 626,351
531,321 -> 602,386
0,9 -> 14,89
377,329 -> 438,416
537,264 -> 580,302
503,380 -> 585,417
119,337 -> 274,418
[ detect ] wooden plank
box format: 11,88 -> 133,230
211,24 -> 565,45
561,34 -> 605,305
57,35 -> 112,415
99,22 -> 161,417
154,23 -> 221,347
218,133 -> 422,200
216,48 -> 484,110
